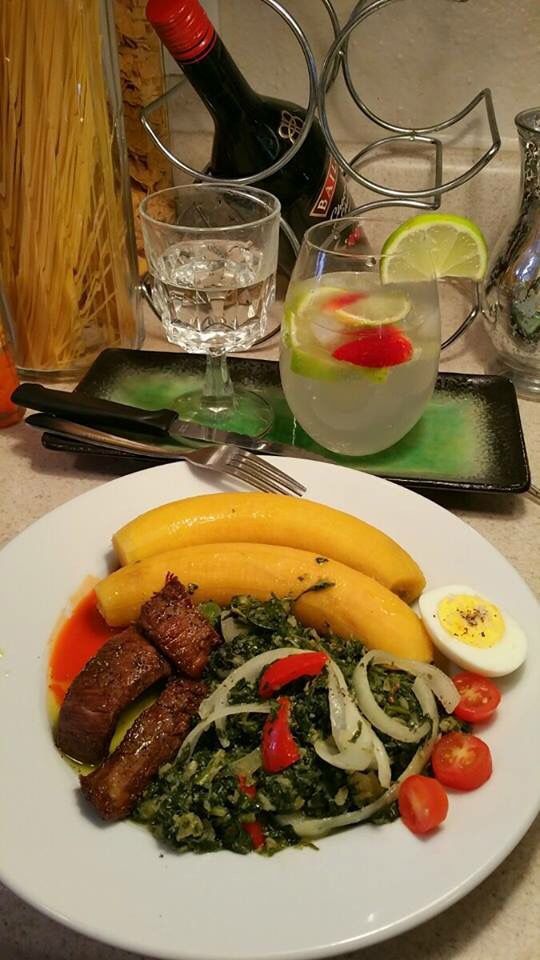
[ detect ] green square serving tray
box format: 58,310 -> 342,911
39,348 -> 530,494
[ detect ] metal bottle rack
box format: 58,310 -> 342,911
141,0 -> 500,347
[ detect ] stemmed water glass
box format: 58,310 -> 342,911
140,184 -> 281,436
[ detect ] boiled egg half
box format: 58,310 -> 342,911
418,584 -> 527,677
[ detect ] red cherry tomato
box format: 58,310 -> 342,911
432,733 -> 492,791
452,672 -> 501,724
398,775 -> 449,835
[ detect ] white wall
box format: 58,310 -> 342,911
163,0 -> 539,245
167,0 -> 540,148
217,0 -> 539,148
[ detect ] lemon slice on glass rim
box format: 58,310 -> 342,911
380,213 -> 488,284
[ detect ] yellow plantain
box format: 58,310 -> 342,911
96,542 -> 433,662
113,493 -> 425,603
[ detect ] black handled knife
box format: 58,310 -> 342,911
12,383 -> 326,461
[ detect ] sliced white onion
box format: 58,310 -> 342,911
327,661 -> 371,752
220,611 -> 248,644
365,721 -> 392,789
314,737 -> 373,772
230,748 -> 262,777
199,646 -> 309,722
408,676 -> 439,772
279,676 -> 439,839
361,650 -> 459,713
278,786 -> 397,838
325,661 -> 376,769
352,653 -> 430,743
315,723 -> 390,785
179,703 -> 271,762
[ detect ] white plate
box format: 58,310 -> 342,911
0,460 -> 538,960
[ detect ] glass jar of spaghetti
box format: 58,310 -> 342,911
0,0 -> 143,379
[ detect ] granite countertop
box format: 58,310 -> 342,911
0,315 -> 538,960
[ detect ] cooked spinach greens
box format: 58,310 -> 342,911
133,596 -> 459,855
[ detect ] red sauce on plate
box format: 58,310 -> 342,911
49,590 -> 120,705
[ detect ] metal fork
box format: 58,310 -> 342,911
183,444 -> 306,496
23,413 -> 307,497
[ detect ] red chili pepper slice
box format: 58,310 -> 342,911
258,651 -> 329,699
261,697 -> 300,774
243,821 -> 265,850
237,774 -> 257,799
332,326 -> 413,368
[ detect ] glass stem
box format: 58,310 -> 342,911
201,353 -> 234,414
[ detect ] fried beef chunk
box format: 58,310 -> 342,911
79,677 -> 206,821
138,574 -> 220,678
55,627 -> 171,764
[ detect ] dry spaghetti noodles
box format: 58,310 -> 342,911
0,0 -> 141,375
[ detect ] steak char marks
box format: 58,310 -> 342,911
55,627 -> 171,764
80,677 -> 206,821
138,574 -> 220,678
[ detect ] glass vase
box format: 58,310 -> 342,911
484,108 -> 540,399
0,0 -> 143,380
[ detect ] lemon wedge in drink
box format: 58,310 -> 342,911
335,289 -> 411,328
291,285 -> 356,322
285,283 -> 389,382
289,345 -> 388,382
282,285 -> 345,341
380,213 -> 488,283
288,279 -> 408,333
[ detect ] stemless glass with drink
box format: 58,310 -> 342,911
141,184 -> 280,435
280,218 -> 441,456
